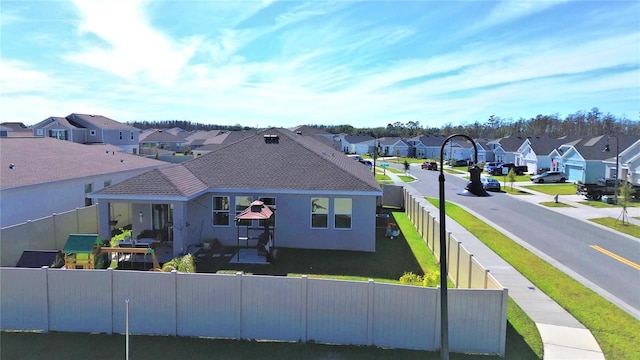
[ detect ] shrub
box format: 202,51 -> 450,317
161,254 -> 196,273
399,271 -> 440,287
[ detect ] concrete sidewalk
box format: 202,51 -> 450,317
384,168 -> 607,359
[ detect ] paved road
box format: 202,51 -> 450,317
403,165 -> 640,319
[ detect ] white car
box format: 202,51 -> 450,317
530,171 -> 568,183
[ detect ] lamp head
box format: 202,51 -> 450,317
603,144 -> 610,152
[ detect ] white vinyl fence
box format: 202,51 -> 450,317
0,206 -> 99,267
0,267 -> 507,355
402,187 -> 504,289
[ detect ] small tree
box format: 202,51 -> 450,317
506,169 -> 517,190
618,182 -> 633,224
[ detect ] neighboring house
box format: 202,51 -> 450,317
289,125 -> 341,151
486,136 -> 531,167
90,128 -> 382,258
0,137 -> 168,228
562,135 -> 640,183
617,139 -> 640,185
377,137 -> 409,157
340,134 -> 375,154
405,135 -> 435,159
184,130 -> 221,150
0,122 -> 32,137
31,113 -> 141,154
190,130 -> 258,155
139,129 -> 186,153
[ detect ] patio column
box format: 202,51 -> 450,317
172,202 -> 188,257
97,201 -> 111,241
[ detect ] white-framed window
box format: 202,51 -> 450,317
334,198 -> 352,229
119,131 -> 123,140
212,196 -> 230,226
130,131 -> 134,140
90,130 -> 97,136
36,128 -> 44,136
311,197 -> 328,229
235,196 -> 253,226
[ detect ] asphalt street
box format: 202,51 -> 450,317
401,164 -> 640,319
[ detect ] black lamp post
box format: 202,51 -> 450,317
603,135 -> 619,202
438,134 -> 489,360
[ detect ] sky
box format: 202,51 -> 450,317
1,0 -> 639,129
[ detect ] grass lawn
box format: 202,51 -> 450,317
1,210 -> 540,360
398,175 -> 415,182
374,173 -> 393,185
501,187 -> 532,195
539,201 -> 575,208
521,184 -> 577,195
589,217 -> 640,238
426,198 -> 640,360
579,199 -> 640,208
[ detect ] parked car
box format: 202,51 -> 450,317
483,162 -> 501,173
359,159 -> 373,169
421,161 -> 438,170
453,159 -> 472,167
530,171 -> 568,183
480,177 -> 501,192
577,178 -> 640,200
491,163 -> 528,176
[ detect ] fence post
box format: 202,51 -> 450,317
42,266 -> 50,332
235,272 -> 243,340
301,275 -> 308,343
468,254 -> 474,289
455,242 -> 461,288
367,279 -> 375,346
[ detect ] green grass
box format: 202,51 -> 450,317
522,184 -> 577,195
426,198 -> 640,360
501,187 -> 532,195
579,199 -> 640,208
539,201 -> 575,208
589,217 -> 640,238
374,173 -> 393,185
398,175 -> 415,183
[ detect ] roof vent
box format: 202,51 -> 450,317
264,134 -> 279,144
9,163 -> 16,169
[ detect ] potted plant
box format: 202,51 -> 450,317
203,238 -> 213,250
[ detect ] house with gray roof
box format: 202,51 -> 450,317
616,139 -> 640,185
339,134 -> 375,154
0,137 -> 167,228
561,135 -> 639,183
31,113 -> 141,154
90,128 -> 382,257
139,129 -> 187,153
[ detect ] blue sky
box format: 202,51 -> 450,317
1,0 -> 638,128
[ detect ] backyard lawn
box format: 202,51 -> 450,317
1,209 -> 541,360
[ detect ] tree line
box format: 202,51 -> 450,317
129,107 -> 638,138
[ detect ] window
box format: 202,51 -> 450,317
49,129 -> 67,140
311,198 -> 328,228
235,196 -> 253,227
212,196 -> 230,226
36,128 -> 44,136
84,183 -> 93,206
334,198 -> 352,229
103,180 -> 111,188
130,131 -> 134,140
90,130 -> 96,136
258,197 -> 276,228
119,131 -> 123,140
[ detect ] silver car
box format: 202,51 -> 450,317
530,171 -> 568,183
480,177 -> 501,191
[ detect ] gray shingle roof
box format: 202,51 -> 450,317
140,130 -> 185,143
67,113 -> 138,131
0,137 -> 167,190
95,128 -> 381,199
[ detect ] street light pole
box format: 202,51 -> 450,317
438,134 -> 488,360
604,135 -> 619,202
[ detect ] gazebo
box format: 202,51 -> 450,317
234,200 -> 274,262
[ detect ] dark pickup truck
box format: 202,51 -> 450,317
577,178 -> 640,200
491,163 -> 528,176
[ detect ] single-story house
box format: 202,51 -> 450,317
90,128 -> 383,257
0,137 -> 168,228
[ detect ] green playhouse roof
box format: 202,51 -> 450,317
63,234 -> 103,254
